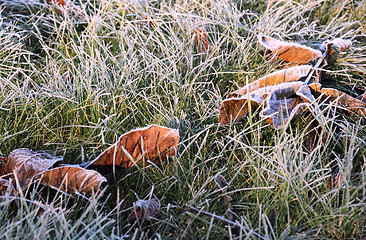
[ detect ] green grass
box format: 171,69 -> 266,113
1,0 -> 366,239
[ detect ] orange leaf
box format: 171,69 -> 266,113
86,125 -> 179,170
321,38 -> 352,53
5,149 -> 62,189
258,35 -> 322,63
318,88 -> 366,116
259,82 -> 316,129
220,65 -> 315,124
47,0 -> 66,14
192,27 -> 209,52
228,65 -> 313,98
36,166 -> 106,196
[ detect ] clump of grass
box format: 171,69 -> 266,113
0,0 -> 366,239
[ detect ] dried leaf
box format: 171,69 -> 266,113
321,38 -> 352,53
5,149 -> 62,189
220,81 -> 317,129
129,198 -> 160,220
303,118 -> 324,151
327,172 -> 343,189
228,65 -> 313,98
0,178 -> 16,196
318,87 -> 366,116
86,125 -> 179,170
259,82 -> 316,129
220,66 -> 315,124
0,158 -> 6,176
258,35 -> 322,63
214,174 -> 229,190
36,166 -> 106,196
192,27 -> 209,52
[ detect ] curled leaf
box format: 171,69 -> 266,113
321,38 -> 352,53
228,65 -> 313,98
86,125 -> 179,170
258,34 -> 322,63
129,198 -> 160,220
220,65 -> 315,125
316,87 -> 366,116
5,149 -> 62,189
259,82 -> 316,129
192,27 -> 209,52
36,166 -> 106,196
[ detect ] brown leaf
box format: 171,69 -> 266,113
87,125 -> 179,170
0,178 -> 16,196
192,27 -> 209,52
0,157 -> 6,176
228,65 -> 313,98
258,35 -> 322,63
219,97 -> 260,124
129,198 -> 160,220
220,65 -> 314,124
36,166 -> 106,196
318,87 -> 366,116
47,0 -> 65,14
5,149 -> 62,189
327,172 -> 343,189
303,119 -> 324,151
259,82 -> 316,129
321,38 -> 352,53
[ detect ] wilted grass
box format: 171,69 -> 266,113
1,0 -> 366,239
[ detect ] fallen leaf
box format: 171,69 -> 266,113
317,87 -> 366,116
214,174 -> 229,190
5,149 -> 62,189
228,65 -> 313,98
259,82 -> 316,129
47,0 -> 66,14
192,27 -> 209,52
327,172 -> 343,189
86,125 -> 179,170
129,198 -> 160,220
321,38 -> 352,53
36,166 -> 106,196
0,158 -> 6,176
303,118 -> 325,151
0,178 -> 16,196
220,66 -> 315,124
258,34 -> 322,63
